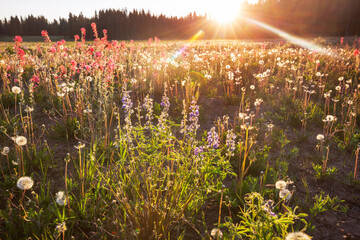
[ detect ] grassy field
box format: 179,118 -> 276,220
0,29 -> 360,239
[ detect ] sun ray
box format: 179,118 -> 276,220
244,17 -> 335,57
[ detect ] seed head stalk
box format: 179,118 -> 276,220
322,146 -> 330,175
354,146 -> 360,180
238,127 -> 254,195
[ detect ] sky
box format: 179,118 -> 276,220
0,0 -> 258,21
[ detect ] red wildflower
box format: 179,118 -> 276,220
14,36 -> 23,43
31,76 -> 40,86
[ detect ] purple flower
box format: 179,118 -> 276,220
194,146 -> 204,156
207,127 -> 219,149
188,100 -> 200,133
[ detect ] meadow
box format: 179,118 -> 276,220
0,26 -> 360,239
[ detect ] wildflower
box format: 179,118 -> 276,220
158,85 -> 170,133
279,188 -> 291,201
12,86 -> 21,94
210,228 -> 223,238
143,94 -> 154,129
55,222 -> 67,234
188,100 -> 200,133
262,200 -> 276,217
194,146 -> 203,156
207,127 -> 220,149
57,92 -> 65,97
15,136 -> 27,146
238,112 -> 247,120
323,115 -> 336,122
25,106 -> 34,113
275,180 -> 287,190
160,94 -> 170,112
74,142 -> 85,149
55,191 -> 67,206
121,87 -> 133,115
254,98 -> 263,107
285,232 -> 311,240
1,146 -> 10,155
83,109 -> 92,114
225,130 -> 237,156
316,134 -> 324,141
121,86 -> 134,143
17,176 -> 34,190
267,123 -> 274,132
180,100 -> 188,134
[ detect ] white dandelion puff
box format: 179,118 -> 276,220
275,180 -> 287,190
285,231 -> 311,240
279,189 -> 291,201
210,228 -> 223,238
17,176 -> 34,190
15,136 -> 27,146
316,134 -> 324,141
12,86 -> 21,94
1,146 -> 10,156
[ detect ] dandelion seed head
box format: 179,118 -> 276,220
275,180 -> 287,190
279,188 -> 291,201
17,176 -> 34,190
1,146 -> 10,155
15,136 -> 27,146
210,228 -> 223,238
285,231 -> 311,240
12,86 -> 21,94
316,134 -> 324,141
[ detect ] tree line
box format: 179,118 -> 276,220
0,0 -> 359,40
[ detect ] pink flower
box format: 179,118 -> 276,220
14,36 -> 23,43
31,76 -> 40,86
354,49 -> 359,56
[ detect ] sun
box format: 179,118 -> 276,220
207,0 -> 242,24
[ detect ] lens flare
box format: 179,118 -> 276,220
244,17 -> 334,56
168,30 -> 204,61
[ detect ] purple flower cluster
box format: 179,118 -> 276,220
262,200 -> 276,217
188,100 -> 200,133
194,146 -> 204,156
160,95 -> 170,112
158,90 -> 170,133
226,130 -> 237,156
207,127 -> 219,149
121,86 -> 134,144
143,94 -> 154,129
121,88 -> 133,116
